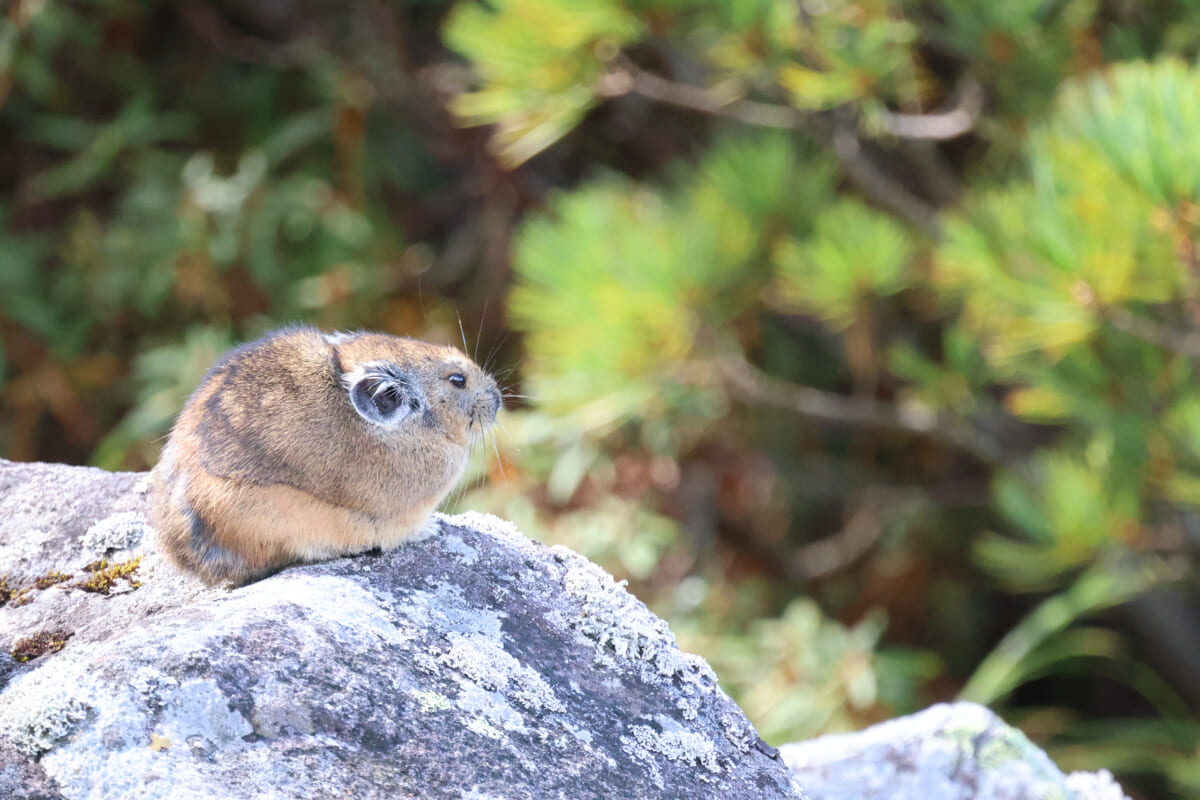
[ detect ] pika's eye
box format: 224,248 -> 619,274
448,373 -> 467,389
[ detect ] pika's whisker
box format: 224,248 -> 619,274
475,296 -> 489,364
490,432 -> 506,481
484,333 -> 510,374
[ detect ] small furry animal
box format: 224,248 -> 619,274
149,325 -> 502,585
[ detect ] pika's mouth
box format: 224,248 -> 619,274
470,389 -> 502,425
468,407 -> 497,429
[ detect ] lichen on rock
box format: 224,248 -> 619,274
82,511 -> 147,557
557,544 -> 717,687
0,658 -> 93,755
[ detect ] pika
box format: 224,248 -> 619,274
148,325 -> 501,585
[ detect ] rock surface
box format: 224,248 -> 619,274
0,460 -> 800,800
780,702 -> 1131,800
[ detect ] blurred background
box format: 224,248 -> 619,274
3,0 -> 1200,795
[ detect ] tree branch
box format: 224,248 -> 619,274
878,80 -> 983,140
601,64 -> 809,129
602,61 -> 941,235
1106,307 -> 1200,358
787,489 -> 914,580
605,64 -> 981,142
718,349 -> 1005,463
831,126 -> 939,235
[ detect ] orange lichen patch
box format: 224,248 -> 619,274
4,575 -> 33,606
76,557 -> 143,595
11,629 -> 74,662
35,570 -> 74,590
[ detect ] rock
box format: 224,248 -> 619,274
779,701 -> 1131,800
0,460 -> 801,800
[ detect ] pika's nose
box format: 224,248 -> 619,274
490,388 -> 502,416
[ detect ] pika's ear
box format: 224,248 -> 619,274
347,367 -> 422,426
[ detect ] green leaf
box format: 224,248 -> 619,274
443,0 -> 641,166
774,198 -> 915,329
961,557 -> 1160,704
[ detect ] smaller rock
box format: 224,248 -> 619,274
779,702 -> 1131,800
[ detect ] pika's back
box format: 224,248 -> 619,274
150,325 -> 501,585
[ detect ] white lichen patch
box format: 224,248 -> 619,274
413,652 -> 440,675
1066,769 -> 1132,800
156,678 -> 254,749
509,666 -> 565,714
439,534 -> 479,566
720,709 -> 755,754
438,632 -> 565,715
34,679 -> 252,800
677,696 -> 701,721
410,582 -> 504,640
466,716 -> 504,741
242,574 -> 413,649
0,664 -> 92,755
439,511 -> 545,562
456,684 -> 526,734
559,551 -> 716,688
459,789 -> 506,800
83,511 -> 148,557
559,719 -> 594,745
441,511 -> 523,543
0,527 -> 52,573
626,716 -> 722,774
410,690 -> 452,713
441,635 -> 506,691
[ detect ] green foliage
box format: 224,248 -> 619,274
933,0 -> 1097,116
444,0 -> 641,165
978,447 -> 1140,592
509,132 -> 832,417
774,199 -> 915,329
1103,0 -> 1200,61
931,62 -> 1200,604
1051,59 -> 1200,206
681,597 -> 896,740
960,557 -> 1163,705
938,62 -> 1200,371
776,0 -> 918,112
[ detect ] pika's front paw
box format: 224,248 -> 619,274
408,516 -> 443,543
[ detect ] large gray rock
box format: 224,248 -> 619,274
0,460 -> 800,800
780,702 -> 1130,800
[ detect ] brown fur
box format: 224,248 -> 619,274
148,326 -> 501,585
